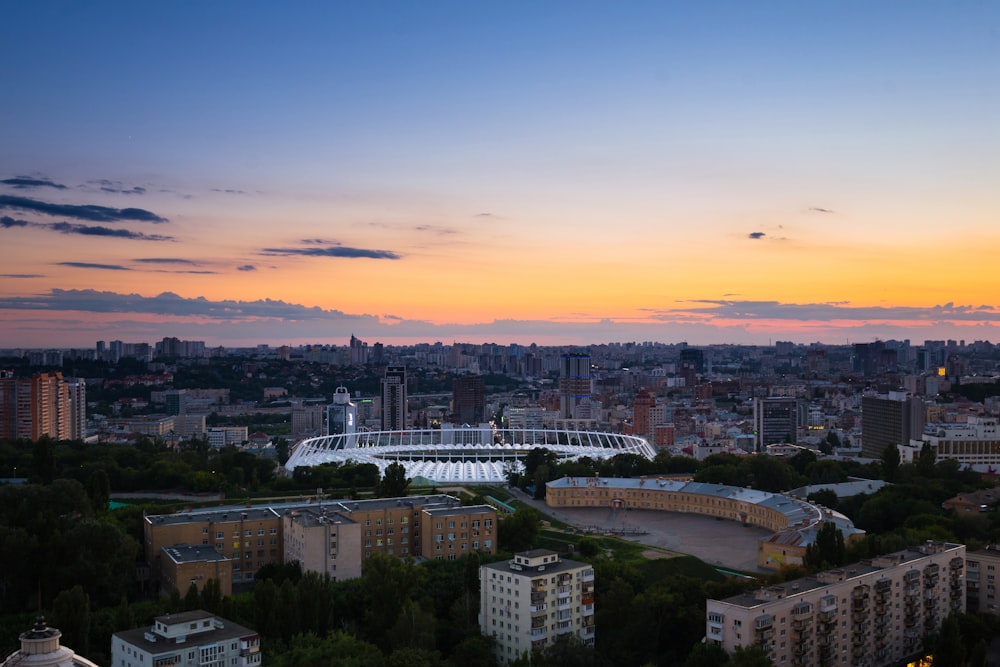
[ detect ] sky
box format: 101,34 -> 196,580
1,1 -> 998,348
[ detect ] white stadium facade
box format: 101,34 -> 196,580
284,426 -> 657,484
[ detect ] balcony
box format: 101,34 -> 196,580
530,603 -> 547,614
240,655 -> 262,667
531,627 -> 547,638
556,621 -> 573,635
754,614 -> 774,630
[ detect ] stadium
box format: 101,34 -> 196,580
284,426 -> 657,483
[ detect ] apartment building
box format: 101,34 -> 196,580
421,505 -> 496,560
480,549 -> 595,664
161,544 -> 233,597
145,495 -> 497,594
282,507 -> 362,581
965,546 -> 1000,615
112,610 -> 260,667
706,542 -> 965,667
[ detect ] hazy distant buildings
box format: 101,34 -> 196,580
381,365 -> 407,430
453,375 -> 486,424
861,391 -> 924,458
753,397 -> 799,451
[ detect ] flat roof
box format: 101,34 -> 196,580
716,543 -> 964,610
484,554 -> 589,577
146,494 -> 463,526
286,508 -> 355,527
422,504 -> 496,517
115,613 -> 256,655
162,544 -> 229,564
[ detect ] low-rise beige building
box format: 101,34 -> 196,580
706,542 -> 965,667
421,505 -> 497,560
283,507 -> 362,581
161,544 -> 233,597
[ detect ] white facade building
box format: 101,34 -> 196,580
706,542 -> 965,667
112,610 -> 261,667
480,549 -> 595,664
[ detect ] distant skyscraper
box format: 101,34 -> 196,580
632,389 -> 656,438
861,391 -> 925,458
349,335 -> 367,365
381,366 -> 408,430
65,377 -> 86,441
559,353 -> 591,419
753,397 -> 799,451
327,386 -> 357,446
452,375 -> 486,425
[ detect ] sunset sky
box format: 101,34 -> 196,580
1,2 -> 998,348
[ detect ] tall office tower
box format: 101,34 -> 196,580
349,334 -> 367,365
480,549 -> 595,664
381,366 -> 408,430
559,353 -> 591,419
0,371 -> 73,441
327,386 -> 358,446
753,397 -> 799,451
452,375 -> 486,425
861,390 -> 925,459
64,378 -> 86,441
165,389 -> 187,416
679,347 -> 704,387
632,389 -> 656,438
95,340 -> 106,361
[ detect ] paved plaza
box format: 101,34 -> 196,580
509,488 -> 773,573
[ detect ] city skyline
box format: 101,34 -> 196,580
2,2 -> 998,348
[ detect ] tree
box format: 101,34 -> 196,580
881,444 -> 900,482
86,469 -> 111,513
929,614 -> 966,667
52,585 -> 90,655
32,436 -> 56,484
275,437 -> 290,466
917,442 -> 937,477
378,462 -> 411,498
804,522 -> 846,571
730,644 -> 774,667
499,507 -> 540,552
685,642 -> 730,667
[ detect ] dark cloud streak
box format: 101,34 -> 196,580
262,246 -> 401,260
1,177 -> 67,190
0,194 -> 167,223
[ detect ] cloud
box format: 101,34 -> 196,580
1,177 -> 67,190
261,245 -> 402,260
1,216 -> 31,227
810,207 -> 835,214
237,265 -> 257,271
0,273 -> 44,278
0,194 -> 167,223
88,179 -> 146,195
302,238 -> 337,245
57,262 -> 132,271
414,225 -> 458,235
662,299 -> 1000,323
134,258 -> 199,265
211,188 -> 247,195
48,222 -> 173,241
748,232 -> 766,239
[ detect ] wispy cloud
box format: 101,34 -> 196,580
748,231 -> 766,239
237,265 -> 256,271
1,177 -> 67,190
49,222 -> 173,241
87,179 -> 147,195
57,262 -> 132,271
809,207 -> 835,214
134,258 -> 199,265
0,273 -> 44,278
1,216 -> 172,241
261,244 -> 401,260
0,194 -> 167,223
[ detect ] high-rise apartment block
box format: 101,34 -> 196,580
112,611 -> 261,667
480,549 -> 595,664
861,391 -> 925,458
558,354 -> 591,419
380,365 -> 407,430
753,397 -> 799,451
453,375 -> 486,425
0,371 -> 85,442
706,542 -> 965,667
965,546 -> 1000,615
